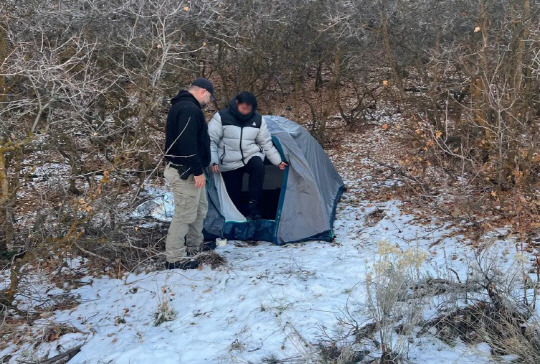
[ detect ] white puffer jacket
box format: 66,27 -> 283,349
208,106 -> 282,172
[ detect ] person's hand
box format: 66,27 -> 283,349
194,174 -> 206,188
278,162 -> 288,170
211,164 -> 220,173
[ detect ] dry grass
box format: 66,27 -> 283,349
153,285 -> 176,326
194,251 -> 227,269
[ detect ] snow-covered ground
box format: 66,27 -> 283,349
1,195 -> 529,363
1,107 -> 535,363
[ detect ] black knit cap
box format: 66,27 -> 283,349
191,78 -> 215,99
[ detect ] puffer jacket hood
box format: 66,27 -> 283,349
228,98 -> 258,124
171,90 -> 201,108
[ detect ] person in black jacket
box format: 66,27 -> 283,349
163,78 -> 214,270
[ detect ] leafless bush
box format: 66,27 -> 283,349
319,243 -> 540,363
417,247 -> 540,362
317,242 -> 430,363
363,242 -> 428,362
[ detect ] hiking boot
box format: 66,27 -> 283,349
248,200 -> 262,220
164,259 -> 199,270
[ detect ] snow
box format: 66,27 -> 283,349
408,338 -> 494,363
2,109 -> 536,362
131,187 -> 174,222
2,196 -> 532,363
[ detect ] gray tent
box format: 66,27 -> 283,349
203,116 -> 345,245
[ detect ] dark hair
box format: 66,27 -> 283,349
235,91 -> 257,109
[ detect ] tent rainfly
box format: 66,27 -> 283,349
203,115 -> 345,245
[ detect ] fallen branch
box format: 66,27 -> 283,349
23,344 -> 84,364
75,243 -> 108,261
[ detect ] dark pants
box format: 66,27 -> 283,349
222,156 -> 265,211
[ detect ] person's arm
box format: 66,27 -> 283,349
208,112 -> 223,173
208,113 -> 223,164
256,118 -> 284,167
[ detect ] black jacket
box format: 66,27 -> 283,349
165,90 -> 210,176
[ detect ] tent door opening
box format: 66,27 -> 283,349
235,160 -> 284,220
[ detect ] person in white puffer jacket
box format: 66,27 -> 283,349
208,92 -> 287,219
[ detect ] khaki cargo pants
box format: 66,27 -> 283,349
164,164 -> 208,263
